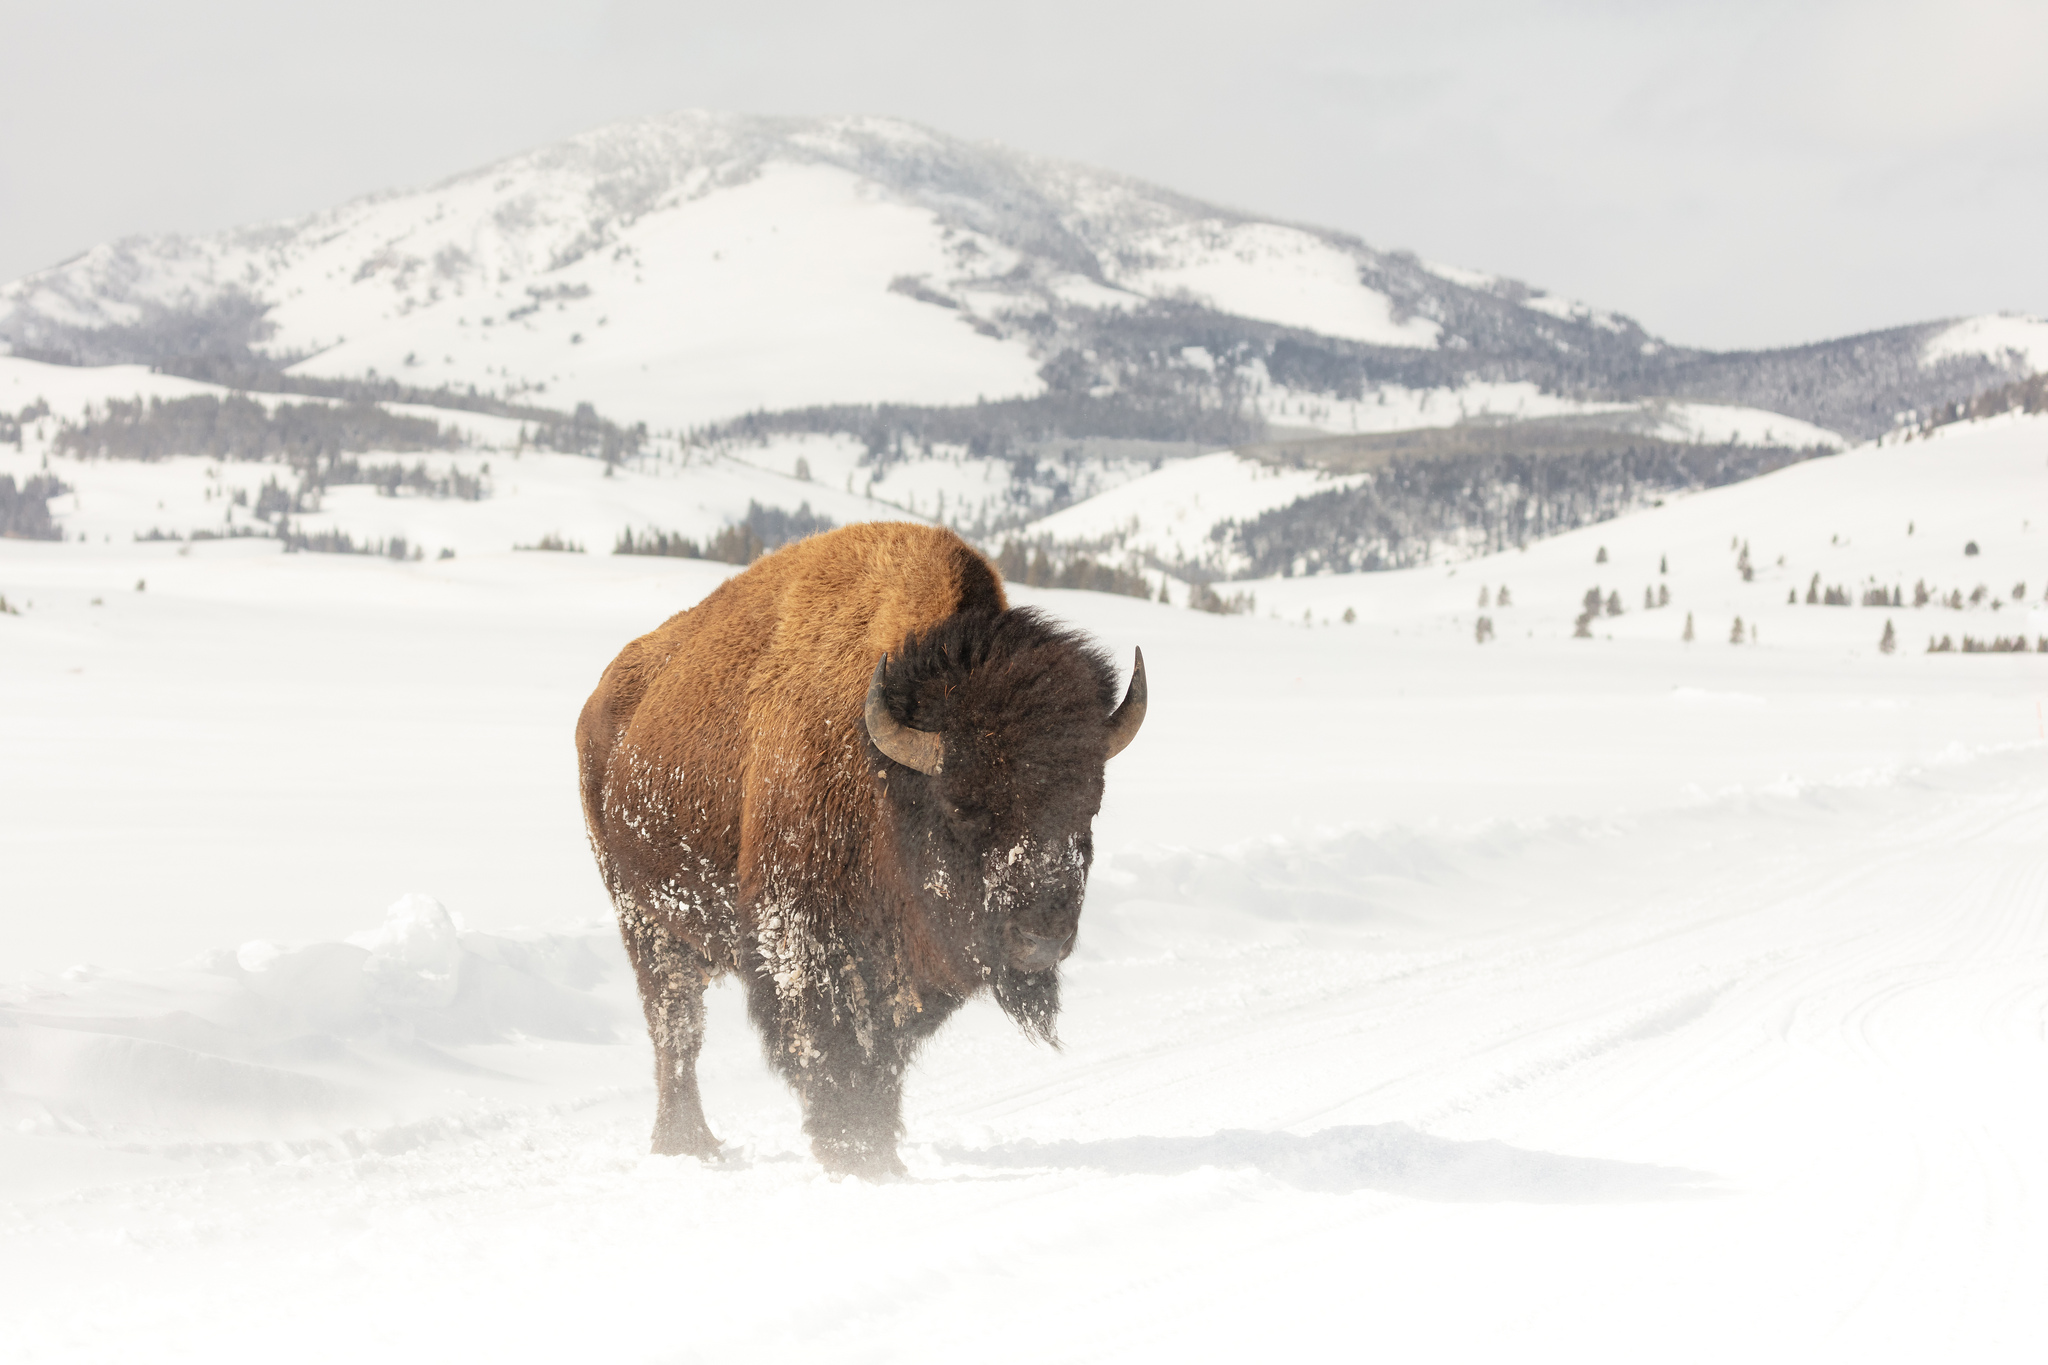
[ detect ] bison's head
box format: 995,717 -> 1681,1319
865,607 -> 1145,1040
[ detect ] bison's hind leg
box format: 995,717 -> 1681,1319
619,904 -> 722,1160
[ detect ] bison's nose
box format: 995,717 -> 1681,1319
1013,928 -> 1073,973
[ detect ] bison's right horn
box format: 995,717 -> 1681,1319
865,655 -> 945,775
1105,647 -> 1147,760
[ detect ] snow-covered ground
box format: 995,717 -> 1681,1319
716,431 -> 1170,535
1115,221 -> 1441,347
1027,449 -> 1356,571
0,353 -> 946,556
6,350 -> 1850,564
1924,313 -> 2048,374
3,409 -> 2047,1361
1248,375 -> 1637,435
18,444 -> 929,562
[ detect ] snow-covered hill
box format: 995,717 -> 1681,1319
1023,398 -> 1854,578
4,406 -> 2047,1360
8,110 -> 2048,446
0,111 -> 1533,431
0,354 -> 933,559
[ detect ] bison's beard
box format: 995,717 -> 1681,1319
989,960 -> 1061,1046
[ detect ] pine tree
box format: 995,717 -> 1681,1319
1342,606 -> 1356,624
1729,616 -> 1745,645
1787,589 -> 1797,604
1645,586 -> 1655,610
1806,573 -> 1821,604
1478,585 -> 1491,608
996,540 -> 1028,583
1880,620 -> 1897,654
1496,585 -> 1512,607
1605,590 -> 1623,616
1657,584 -> 1670,607
1475,615 -> 1495,643
1574,586 -> 1600,638
1682,611 -> 1695,642
1660,554 -> 1668,574
1596,546 -> 1608,564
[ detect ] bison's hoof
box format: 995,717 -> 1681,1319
650,1128 -> 724,1162
814,1139 -> 908,1182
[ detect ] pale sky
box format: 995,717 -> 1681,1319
2,0 -> 2043,350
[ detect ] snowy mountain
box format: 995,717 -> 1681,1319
0,110 -> 1547,431
8,111 -> 2047,442
6,110 -> 2048,579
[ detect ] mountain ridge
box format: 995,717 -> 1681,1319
11,109 -> 2040,448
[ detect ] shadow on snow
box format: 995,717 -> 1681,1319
940,1123 -> 1717,1202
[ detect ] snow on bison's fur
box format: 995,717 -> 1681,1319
575,522 -> 1146,1178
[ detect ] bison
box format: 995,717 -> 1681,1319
576,522 -> 1145,1178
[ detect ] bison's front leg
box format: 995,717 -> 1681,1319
743,938 -> 958,1179
618,903 -> 721,1160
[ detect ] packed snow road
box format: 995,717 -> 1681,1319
4,416 -> 2047,1360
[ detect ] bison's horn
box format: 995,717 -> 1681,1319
1105,647 -> 1147,760
865,655 -> 945,775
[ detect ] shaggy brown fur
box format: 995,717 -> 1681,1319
577,522 -> 1141,1178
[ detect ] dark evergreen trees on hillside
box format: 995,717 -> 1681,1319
1220,441 -> 1819,579
615,502 -> 836,566
993,539 -> 1153,598
0,474 -> 68,540
55,395 -> 453,463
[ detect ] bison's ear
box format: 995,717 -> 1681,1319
1105,647 -> 1147,760
866,655 -> 945,775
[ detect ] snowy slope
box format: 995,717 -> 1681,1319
1015,395 -> 1851,578
0,352 -> 940,554
1241,408 -> 2048,644
1114,221 -> 1440,346
1025,449 -> 1356,572
1923,313 -> 2048,373
3,112 -> 1469,432
1643,399 -> 1845,448
9,109 -> 2037,451
1248,375 -> 1638,435
4,405 -> 2048,1360
0,356 -> 225,415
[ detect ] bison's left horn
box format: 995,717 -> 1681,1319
865,655 -> 945,775
1105,647 -> 1147,760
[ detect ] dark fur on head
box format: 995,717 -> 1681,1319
870,606 -> 1120,1044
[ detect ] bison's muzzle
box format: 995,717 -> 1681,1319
1010,926 -> 1075,973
